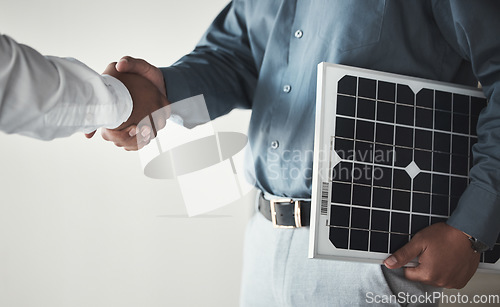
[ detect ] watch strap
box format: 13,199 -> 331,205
462,232 -> 490,253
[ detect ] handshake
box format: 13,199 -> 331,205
86,56 -> 170,151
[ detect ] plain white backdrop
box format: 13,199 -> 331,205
0,0 -> 253,306
0,0 -> 498,306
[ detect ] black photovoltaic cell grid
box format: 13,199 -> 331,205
327,75 -> 500,264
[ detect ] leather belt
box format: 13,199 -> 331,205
258,193 -> 311,228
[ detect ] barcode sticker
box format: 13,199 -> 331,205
321,182 -> 329,215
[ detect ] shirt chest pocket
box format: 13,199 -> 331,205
316,0 -> 386,52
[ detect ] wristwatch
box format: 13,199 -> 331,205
462,232 -> 490,253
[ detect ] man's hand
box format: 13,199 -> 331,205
116,56 -> 166,97
86,57 -> 168,151
85,62 -> 170,150
384,222 -> 481,289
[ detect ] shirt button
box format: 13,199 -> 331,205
294,30 -> 303,39
271,140 -> 279,149
283,85 -> 292,93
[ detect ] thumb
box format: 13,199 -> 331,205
115,56 -> 166,96
115,56 -> 148,73
384,238 -> 424,269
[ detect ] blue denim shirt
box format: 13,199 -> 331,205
161,0 -> 500,248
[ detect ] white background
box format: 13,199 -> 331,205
0,0 -> 498,306
0,0 -> 254,306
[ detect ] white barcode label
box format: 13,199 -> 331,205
321,182 -> 329,216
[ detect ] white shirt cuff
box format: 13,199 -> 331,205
101,74 -> 133,129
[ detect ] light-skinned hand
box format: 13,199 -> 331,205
85,62 -> 170,151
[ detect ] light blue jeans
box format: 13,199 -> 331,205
239,196 -> 439,307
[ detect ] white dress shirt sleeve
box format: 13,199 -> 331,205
0,34 -> 133,140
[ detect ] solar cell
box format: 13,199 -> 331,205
310,63 -> 500,272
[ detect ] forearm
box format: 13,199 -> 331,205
432,0 -> 500,248
0,34 -> 132,140
160,1 -> 257,127
161,52 -> 256,124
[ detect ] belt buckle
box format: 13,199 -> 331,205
270,198 -> 302,229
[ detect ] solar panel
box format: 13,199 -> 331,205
309,63 -> 500,272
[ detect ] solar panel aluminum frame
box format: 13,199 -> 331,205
308,62 -> 500,273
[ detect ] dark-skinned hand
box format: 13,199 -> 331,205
384,222 -> 480,289
85,61 -> 170,150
